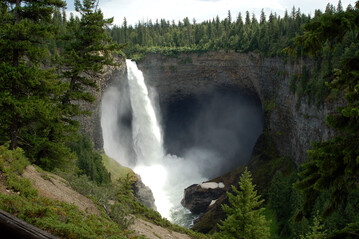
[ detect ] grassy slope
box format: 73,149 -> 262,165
0,147 -> 209,239
102,154 -> 135,182
0,146 -> 130,239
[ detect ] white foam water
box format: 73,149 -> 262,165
101,59 -> 206,224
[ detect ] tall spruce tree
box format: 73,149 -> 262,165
0,0 -> 72,169
217,168 -> 270,239
61,0 -> 123,124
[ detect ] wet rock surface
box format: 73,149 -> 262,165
133,175 -> 157,210
181,182 -> 226,214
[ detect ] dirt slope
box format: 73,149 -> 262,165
21,165 -> 191,239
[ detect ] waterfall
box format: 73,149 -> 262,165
127,60 -> 164,165
102,59 -> 206,223
127,59 -> 172,218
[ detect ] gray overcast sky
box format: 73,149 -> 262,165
64,0 -> 356,26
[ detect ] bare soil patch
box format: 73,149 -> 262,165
18,165 -> 192,239
22,165 -> 101,216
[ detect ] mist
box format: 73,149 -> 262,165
162,88 -> 264,179
101,61 -> 263,226
101,74 -> 136,168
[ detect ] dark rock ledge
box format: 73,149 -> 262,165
181,182 -> 226,214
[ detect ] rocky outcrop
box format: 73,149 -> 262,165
181,182 -> 225,214
137,51 -> 335,165
77,57 -> 127,150
133,175 -> 157,210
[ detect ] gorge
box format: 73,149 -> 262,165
95,50 -> 334,229
101,58 -> 264,226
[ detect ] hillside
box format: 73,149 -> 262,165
0,146 -> 202,239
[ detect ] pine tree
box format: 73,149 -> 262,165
217,168 -> 270,239
0,0 -> 72,169
61,0 -> 123,124
70,134 -> 110,185
295,1 -> 359,217
300,212 -> 327,239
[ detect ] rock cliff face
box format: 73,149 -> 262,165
137,51 -> 335,165
133,175 -> 157,210
77,57 -> 127,149
86,51 -> 336,221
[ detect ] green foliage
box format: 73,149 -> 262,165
290,74 -> 298,93
66,170 -> 208,238
268,168 -> 359,238
300,212 -> 327,239
102,154 -> 134,182
289,2 -> 359,105
0,0 -> 73,170
264,100 -> 277,112
69,134 -> 110,185
262,207 -> 280,239
67,173 -> 133,230
295,2 -> 359,217
169,65 -> 178,73
216,168 -> 270,239
0,194 -> 129,239
269,172 -> 304,238
291,3 -> 359,238
329,222 -> 359,239
0,0 -> 124,172
0,145 -> 131,238
110,7 -> 311,58
0,145 -> 38,198
60,0 -> 124,122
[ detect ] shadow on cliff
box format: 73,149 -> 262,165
161,87 -> 264,179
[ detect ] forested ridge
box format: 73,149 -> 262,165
110,1 -> 357,105
0,0 -> 358,238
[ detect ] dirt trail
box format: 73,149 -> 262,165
21,165 -> 191,239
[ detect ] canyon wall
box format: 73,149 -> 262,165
87,51 -> 335,165
137,50 -> 335,165
77,57 -> 126,150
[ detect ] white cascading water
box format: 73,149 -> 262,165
102,59 -> 206,224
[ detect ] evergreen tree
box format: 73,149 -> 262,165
61,0 -> 123,125
260,9 -> 266,25
0,0 -> 72,169
217,168 -> 270,239
70,134 -> 110,185
300,212 -> 327,239
245,11 -> 251,25
295,1 -> 359,219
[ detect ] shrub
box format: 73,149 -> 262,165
69,134 -> 111,185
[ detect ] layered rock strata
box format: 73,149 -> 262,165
137,50 -> 335,165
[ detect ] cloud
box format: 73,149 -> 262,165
65,0 -> 355,28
